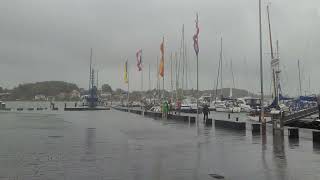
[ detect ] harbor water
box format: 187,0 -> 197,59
0,102 -> 319,180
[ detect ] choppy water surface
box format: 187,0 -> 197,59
0,102 -> 320,180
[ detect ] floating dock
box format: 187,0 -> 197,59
64,107 -> 110,111
113,106 -> 196,123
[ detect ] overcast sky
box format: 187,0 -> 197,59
0,0 -> 319,96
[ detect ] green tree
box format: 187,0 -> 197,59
0,87 -> 3,93
102,84 -> 112,93
9,81 -> 79,100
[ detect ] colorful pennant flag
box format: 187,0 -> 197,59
193,13 -> 199,56
159,37 -> 164,77
136,49 -> 143,71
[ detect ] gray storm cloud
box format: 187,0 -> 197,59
0,0 -> 319,96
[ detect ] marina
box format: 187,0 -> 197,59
0,0 -> 320,179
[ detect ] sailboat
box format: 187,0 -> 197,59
210,38 -> 241,113
248,5 -> 280,122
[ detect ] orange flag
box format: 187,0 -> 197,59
159,37 -> 164,77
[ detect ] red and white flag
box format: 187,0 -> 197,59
193,13 -> 199,56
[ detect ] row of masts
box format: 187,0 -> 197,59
94,3 -> 307,105
151,25 -> 190,100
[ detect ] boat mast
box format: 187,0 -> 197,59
298,59 -> 302,96
175,52 -> 178,100
244,57 -> 250,97
267,5 -> 274,60
184,42 -> 188,90
267,5 -> 277,103
214,38 -> 222,100
181,24 -> 185,92
308,75 -> 311,95
89,48 -> 93,91
170,52 -> 173,99
220,37 -> 223,98
141,50 -> 143,92
96,70 -> 99,89
148,64 -> 151,91
259,0 -> 265,124
230,59 -> 235,97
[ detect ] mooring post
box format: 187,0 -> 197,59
288,128 -> 299,139
271,109 -> 284,135
252,123 -> 261,133
313,131 -> 320,143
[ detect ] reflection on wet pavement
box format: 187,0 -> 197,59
0,103 -> 320,180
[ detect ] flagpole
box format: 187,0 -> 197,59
163,76 -> 164,100
193,13 -> 200,126
162,57 -> 165,101
127,60 -> 130,112
157,56 -> 160,100
196,54 -> 199,126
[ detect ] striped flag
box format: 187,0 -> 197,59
193,13 -> 199,56
159,37 -> 164,77
136,49 -> 142,71
124,61 -> 128,84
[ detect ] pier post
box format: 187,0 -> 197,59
251,124 -> 261,133
288,128 -> 299,139
271,110 -> 284,134
312,131 -> 320,143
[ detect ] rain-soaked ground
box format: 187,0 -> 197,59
0,102 -> 320,180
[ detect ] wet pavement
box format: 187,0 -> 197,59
0,102 -> 320,179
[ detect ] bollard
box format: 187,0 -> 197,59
251,124 -> 261,133
228,114 -> 231,119
235,117 -> 239,122
288,128 -> 299,139
205,118 -> 213,126
312,131 -> 320,143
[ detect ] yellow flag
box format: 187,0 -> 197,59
124,61 -> 128,84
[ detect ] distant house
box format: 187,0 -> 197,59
70,90 -> 81,98
34,94 -> 47,101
